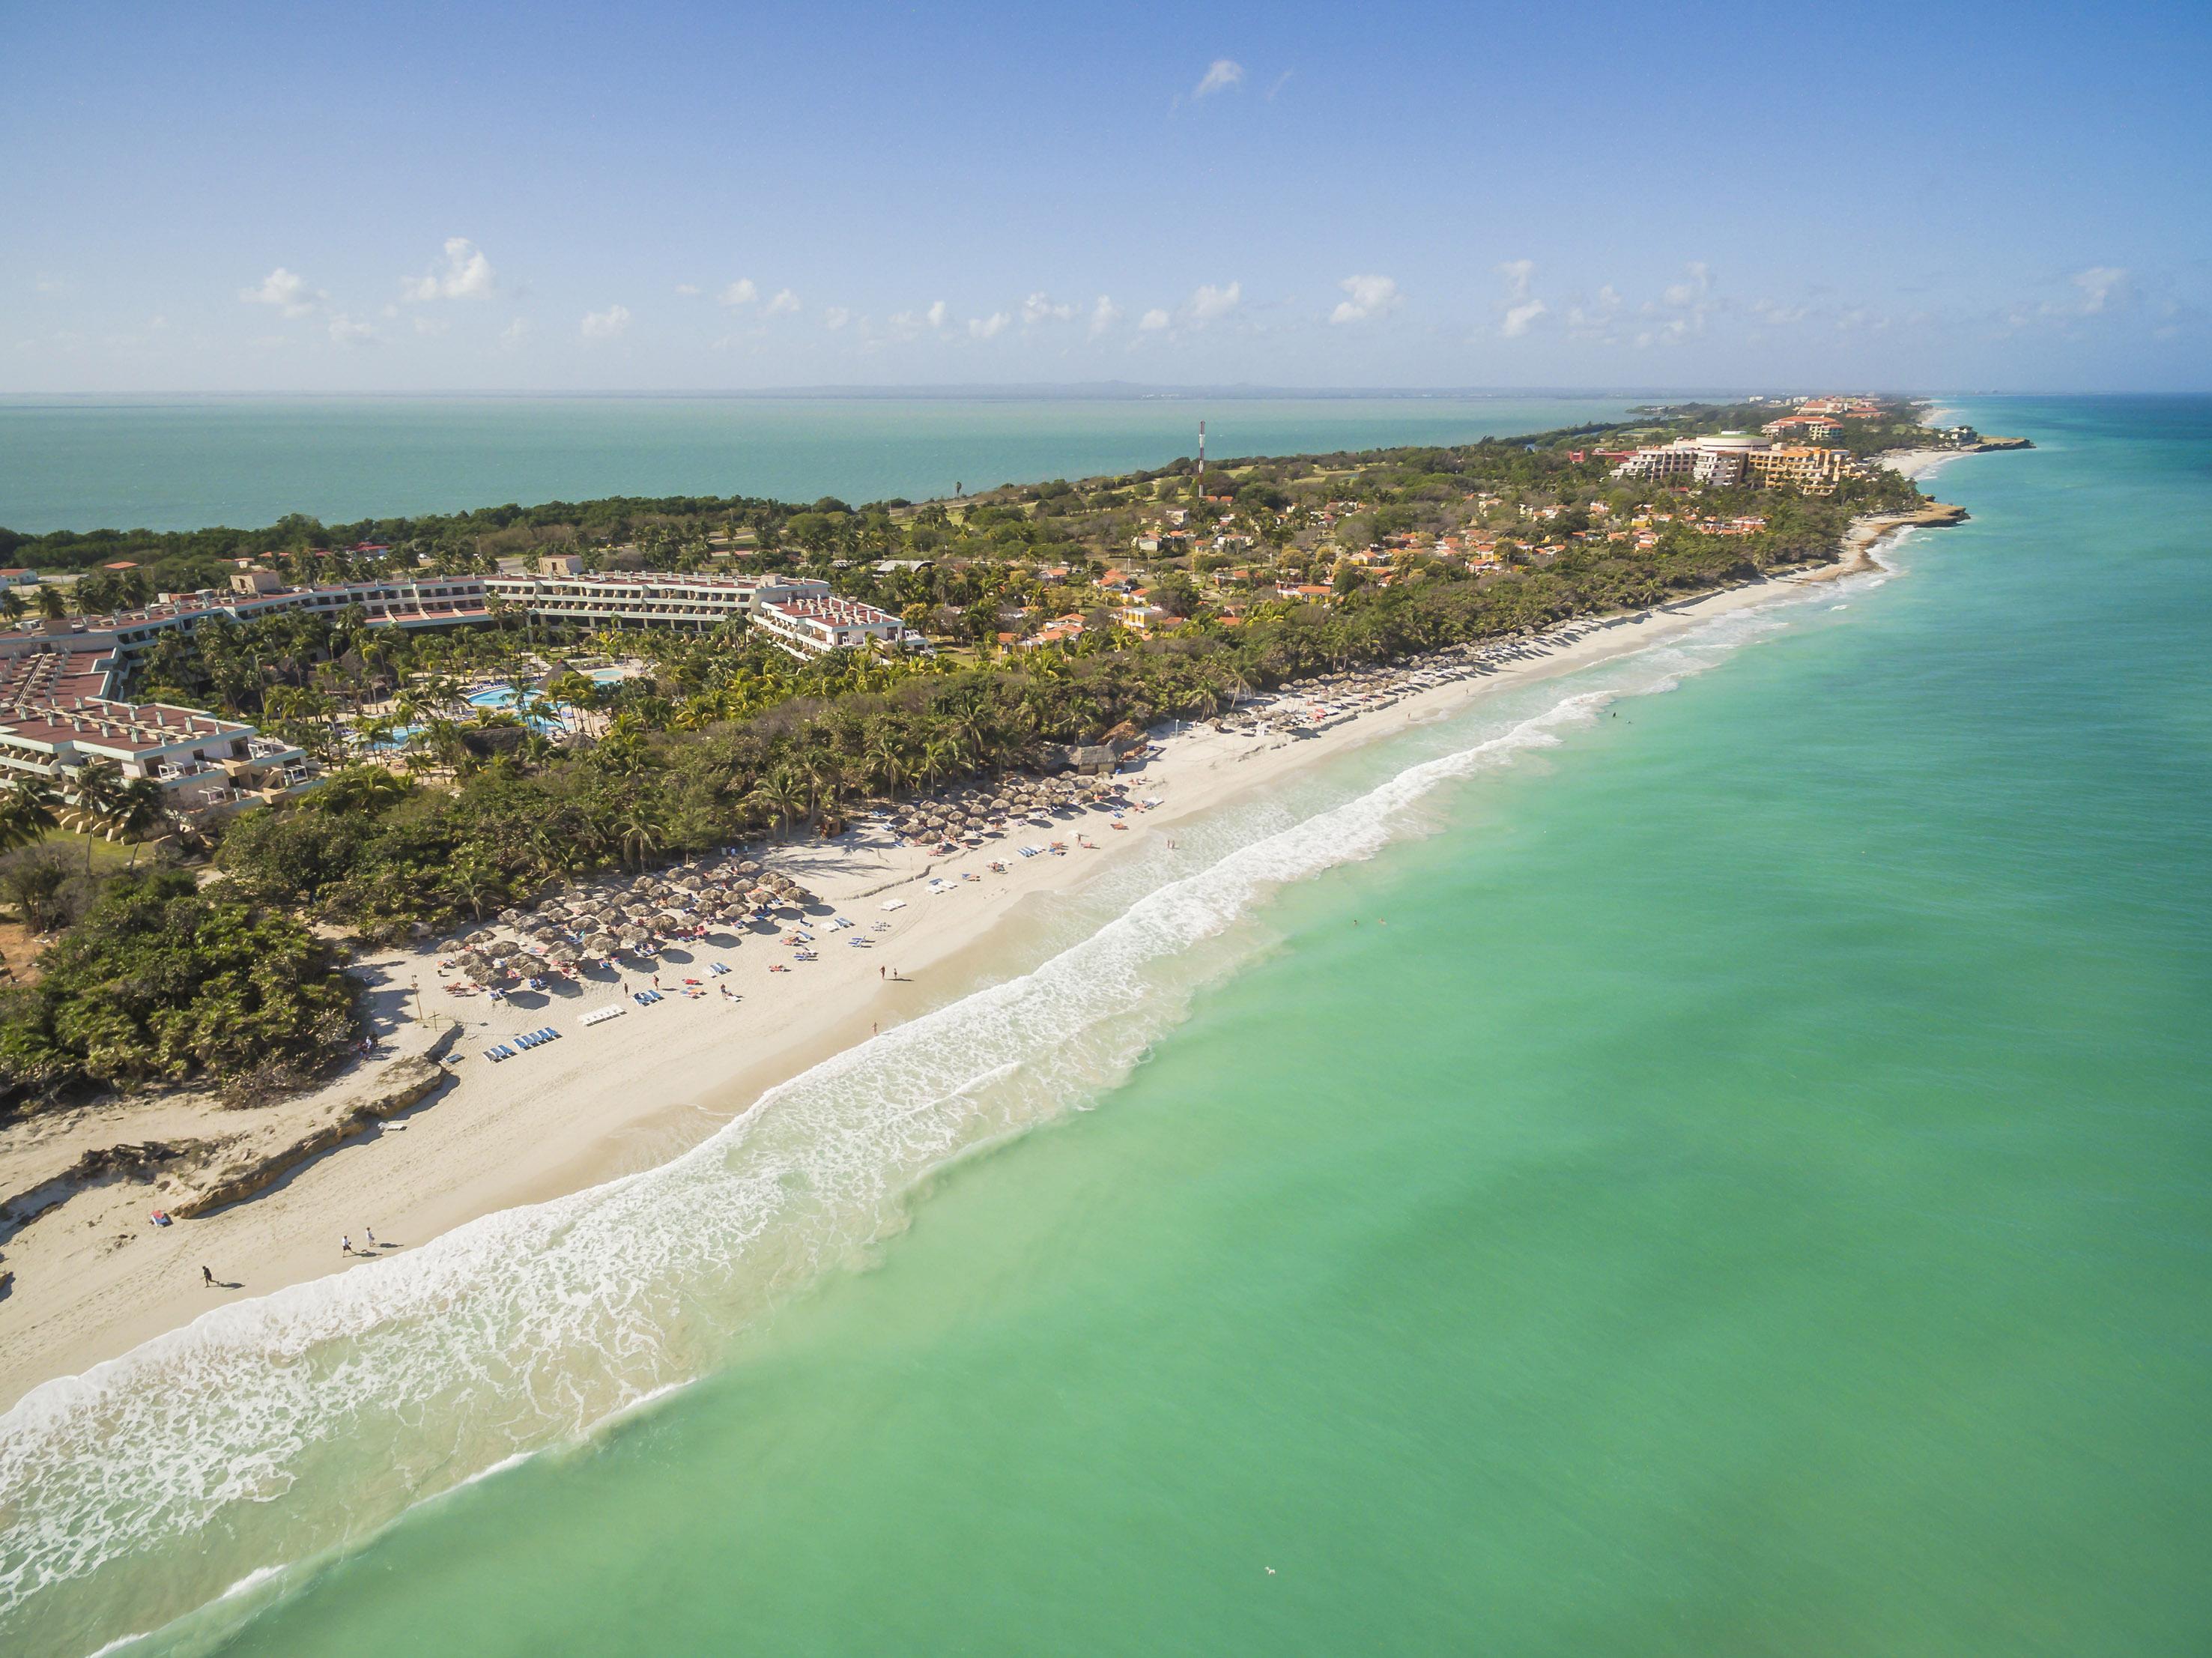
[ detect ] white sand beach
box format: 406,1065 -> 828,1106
0,569 -> 1848,1409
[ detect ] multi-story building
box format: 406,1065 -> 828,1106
1610,432 -> 1861,496
0,639 -> 309,814
1744,444 -> 1857,494
0,569 -> 857,814
751,596 -> 922,659
1607,432 -> 1764,486
1761,414 -> 1843,439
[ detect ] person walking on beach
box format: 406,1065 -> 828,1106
201,1265 -> 214,1288
342,1235 -> 355,1256
366,1226 -> 378,1249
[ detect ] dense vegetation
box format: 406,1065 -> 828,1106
0,866 -> 357,1104
210,497 -> 1850,943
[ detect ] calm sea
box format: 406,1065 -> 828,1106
0,396 -> 1632,533
2,397 -> 2208,1656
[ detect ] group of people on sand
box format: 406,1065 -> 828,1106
194,1226 -> 390,1292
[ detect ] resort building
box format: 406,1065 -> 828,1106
1608,432 -> 1861,495
0,569 -> 867,812
0,641 -> 309,814
1606,432 -> 1766,486
1761,414 -> 1843,439
751,596 -> 923,659
481,572 -> 830,631
1743,444 -> 1857,494
0,571 -> 840,668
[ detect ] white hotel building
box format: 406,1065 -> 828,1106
751,596 -> 927,659
0,567 -> 915,812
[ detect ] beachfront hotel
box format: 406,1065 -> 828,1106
0,568 -> 904,815
1608,432 -> 1864,496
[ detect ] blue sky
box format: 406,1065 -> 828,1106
4,0 -> 2208,392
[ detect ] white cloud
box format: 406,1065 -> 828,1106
1661,261 -> 1712,308
1267,69 -> 1294,100
1088,294 -> 1122,337
240,266 -> 324,319
675,283 -> 703,297
581,304 -> 631,339
968,311 -> 1010,340
411,315 -> 451,336
1330,273 -> 1401,324
327,312 -> 375,346
1488,261 -> 1548,338
500,318 -> 533,350
824,306 -> 852,330
401,237 -> 495,303
1500,300 -> 1547,338
1193,59 -> 1244,98
1187,280 -> 1241,324
2072,265 -> 2127,314
763,288 -> 800,317
1021,291 -> 1075,326
926,299 -> 948,330
1139,307 -> 1171,332
718,279 -> 759,307
1637,261 -> 1718,345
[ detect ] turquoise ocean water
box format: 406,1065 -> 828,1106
0,396 -> 1629,533
1,397 -> 2208,1654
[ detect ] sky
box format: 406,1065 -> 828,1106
4,0 -> 2208,393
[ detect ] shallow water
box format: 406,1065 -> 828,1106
4,396 -> 2208,1655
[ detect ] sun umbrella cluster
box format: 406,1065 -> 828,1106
887,774 -> 1121,843
440,853 -> 827,982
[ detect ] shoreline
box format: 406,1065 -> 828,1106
0,520 -> 1942,1413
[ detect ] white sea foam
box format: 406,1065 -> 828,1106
0,581 -> 1846,1649
216,1566 -> 282,1603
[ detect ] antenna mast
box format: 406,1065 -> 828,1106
1197,420 -> 1205,497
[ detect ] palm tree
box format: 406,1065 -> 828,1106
0,588 -> 25,627
0,777 -> 58,852
34,584 -> 67,624
108,778 -> 169,863
64,758 -> 126,872
745,769 -> 807,841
